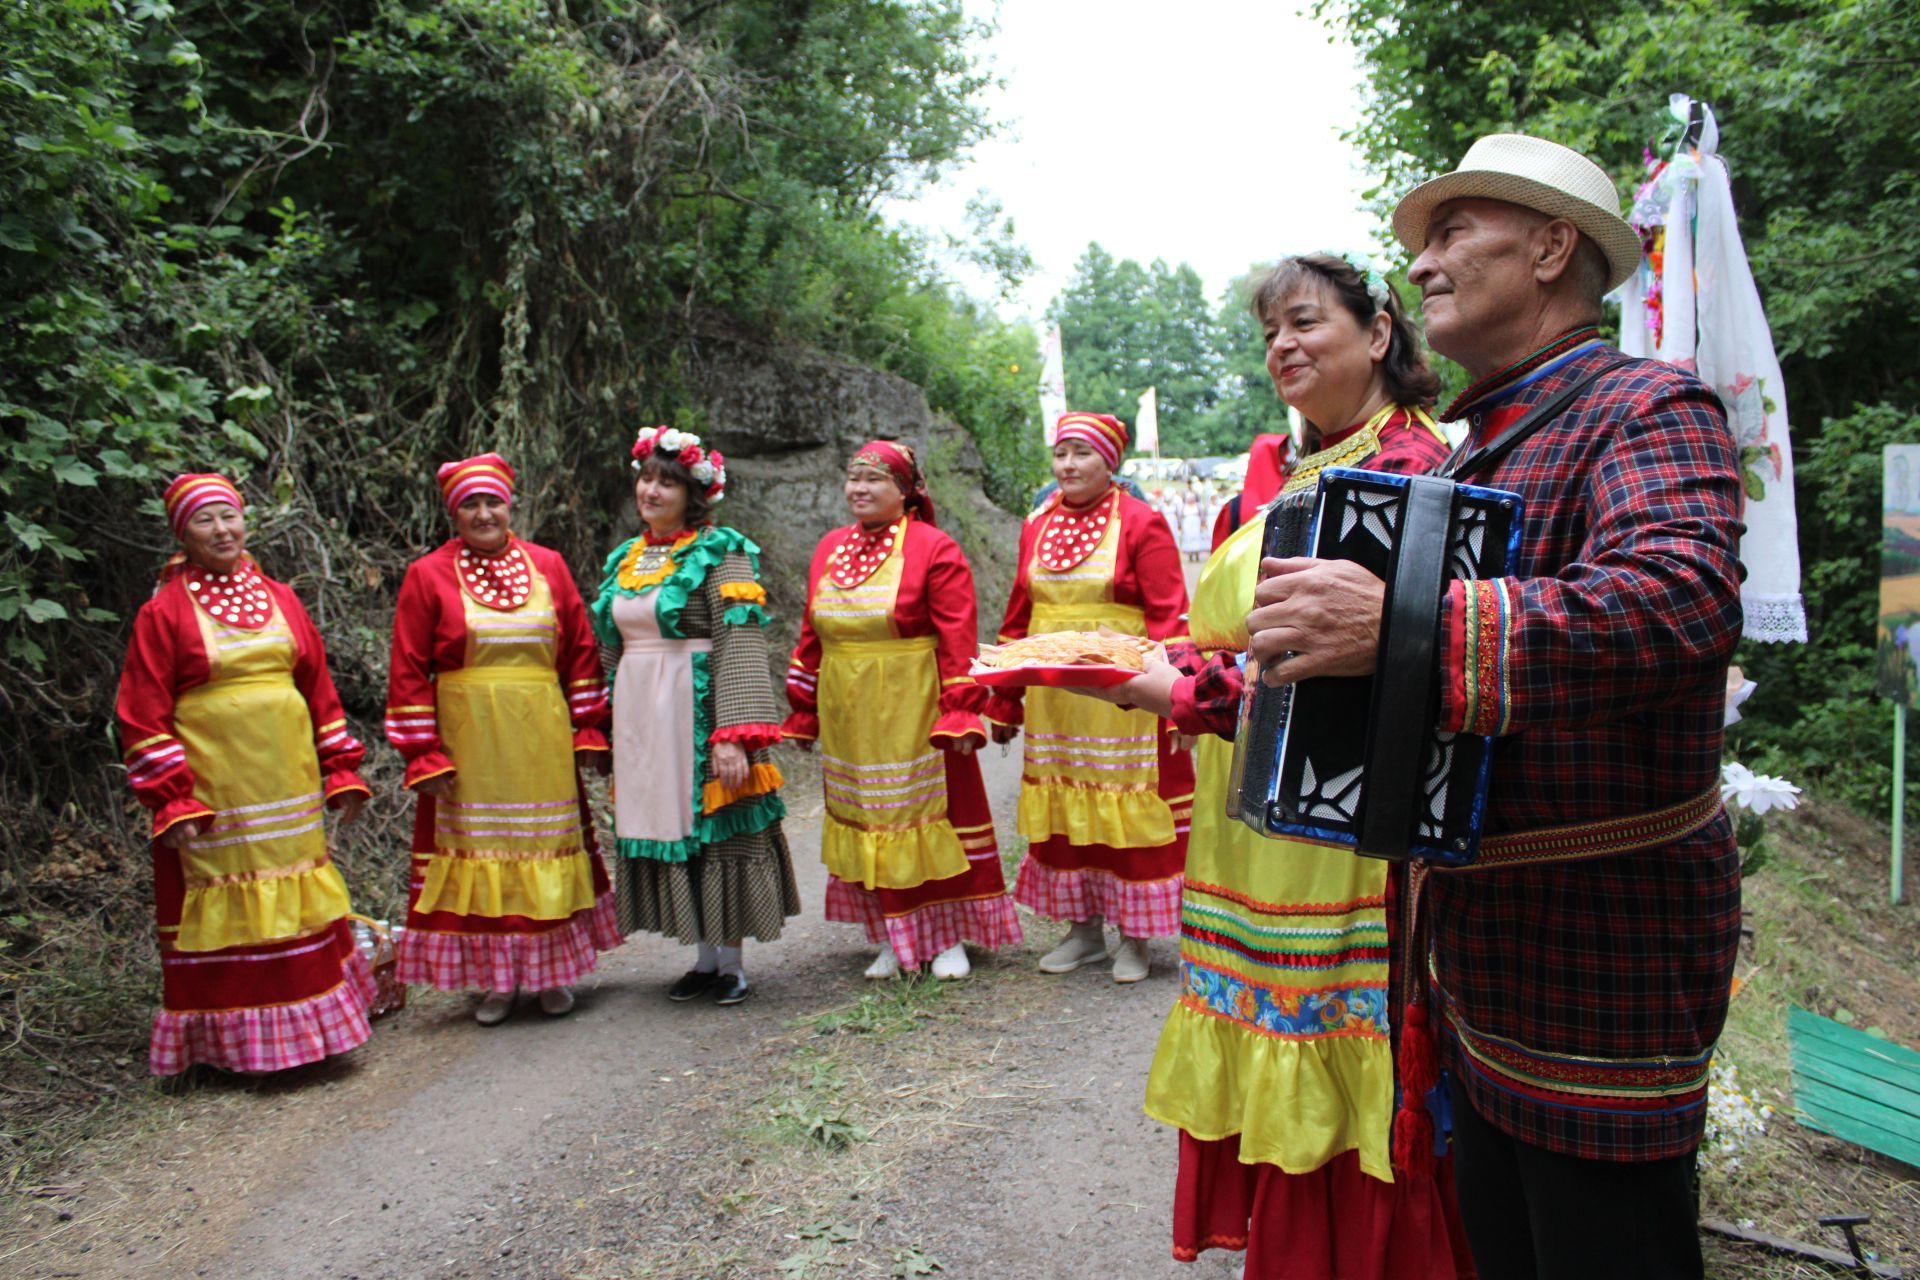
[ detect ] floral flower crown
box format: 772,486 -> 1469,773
1316,248 -> 1392,313
632,425 -> 727,502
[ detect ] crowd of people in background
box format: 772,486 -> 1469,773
1145,482 -> 1224,564
114,132 -> 1747,1280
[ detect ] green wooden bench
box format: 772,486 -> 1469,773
1788,1004 -> 1920,1170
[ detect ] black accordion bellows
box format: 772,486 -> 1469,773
1228,468 -> 1523,865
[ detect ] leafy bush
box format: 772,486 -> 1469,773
0,0 -> 1035,859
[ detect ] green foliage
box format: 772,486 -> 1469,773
0,0 -> 1047,964
1321,0 -> 1920,810
1204,266 -> 1293,446
1047,243 -> 1234,457
1734,405 -> 1920,809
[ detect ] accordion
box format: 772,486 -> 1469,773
1227,467 -> 1523,865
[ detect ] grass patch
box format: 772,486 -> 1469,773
0,836 -> 164,1193
1696,795 -> 1920,1275
998,829 -> 1028,883
797,975 -> 956,1040
753,981 -> 962,1156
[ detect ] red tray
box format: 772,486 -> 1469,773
969,661 -> 1145,690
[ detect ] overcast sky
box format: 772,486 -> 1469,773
885,0 -> 1389,326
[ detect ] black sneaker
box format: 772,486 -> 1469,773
667,970 -> 719,1002
713,973 -> 750,1006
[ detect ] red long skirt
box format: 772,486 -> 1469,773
1173,1133 -> 1477,1279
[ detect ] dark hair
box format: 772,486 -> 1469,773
1248,253 -> 1441,414
637,452 -> 714,528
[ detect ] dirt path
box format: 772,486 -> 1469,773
6,721 -> 1237,1280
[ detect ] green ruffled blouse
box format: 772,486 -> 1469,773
590,526 -> 783,862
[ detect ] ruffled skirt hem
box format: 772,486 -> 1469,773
824,878 -> 1023,968
1013,856 -> 1182,937
149,949 -> 375,1076
616,827 -> 801,945
395,892 -> 621,992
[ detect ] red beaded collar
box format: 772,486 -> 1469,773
828,518 -> 903,588
1036,489 -> 1117,573
458,538 -> 532,611
184,562 -> 274,630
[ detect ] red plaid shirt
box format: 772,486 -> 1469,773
1429,337 -> 1744,1162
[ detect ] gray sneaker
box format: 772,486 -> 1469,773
1038,922 -> 1108,974
474,990 -> 515,1025
1110,937 -> 1150,984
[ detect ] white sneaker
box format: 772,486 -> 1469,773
474,990 -> 515,1025
1111,937 -> 1150,984
538,986 -> 575,1017
1038,920 -> 1108,974
930,943 -> 971,980
864,943 -> 901,980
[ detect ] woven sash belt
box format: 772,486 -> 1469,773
1440,784 -> 1725,874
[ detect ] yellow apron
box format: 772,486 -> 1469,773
170,602 -> 351,953
1017,492 -> 1175,850
814,520 -> 969,891
415,566 -> 598,921
1142,510 -> 1396,1181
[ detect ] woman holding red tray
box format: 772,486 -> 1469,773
781,440 -> 1020,980
1084,254 -> 1472,1279
984,413 -> 1192,984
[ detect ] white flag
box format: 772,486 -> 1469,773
1038,326 -> 1067,444
1135,386 -> 1159,454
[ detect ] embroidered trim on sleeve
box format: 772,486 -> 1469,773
1459,579 -> 1514,737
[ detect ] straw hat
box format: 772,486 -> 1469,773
1391,133 -> 1642,292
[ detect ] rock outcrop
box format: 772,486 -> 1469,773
668,327 -> 1024,648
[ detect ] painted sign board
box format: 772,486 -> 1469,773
1876,444 -> 1920,707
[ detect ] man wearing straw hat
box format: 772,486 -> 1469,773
1246,134 -> 1745,1278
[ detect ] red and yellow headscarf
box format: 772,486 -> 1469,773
163,473 -> 244,539
1053,412 -> 1129,471
436,453 -> 515,514
849,439 -> 937,527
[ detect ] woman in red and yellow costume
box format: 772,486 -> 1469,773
782,440 -> 1021,981
1089,254 -> 1472,1279
985,412 -> 1192,984
115,473 -> 375,1075
385,453 -> 621,1024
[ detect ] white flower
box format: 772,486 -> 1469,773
690,459 -> 716,483
1701,1058 -> 1772,1171
655,428 -> 688,454
1720,761 -> 1802,815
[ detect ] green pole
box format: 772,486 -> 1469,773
1896,701 -> 1908,906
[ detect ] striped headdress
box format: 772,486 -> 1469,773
163,473 -> 244,538
436,453 -> 515,514
1053,412 -> 1129,470
849,439 -> 937,528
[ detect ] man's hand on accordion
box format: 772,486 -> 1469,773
1246,556 -> 1385,686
